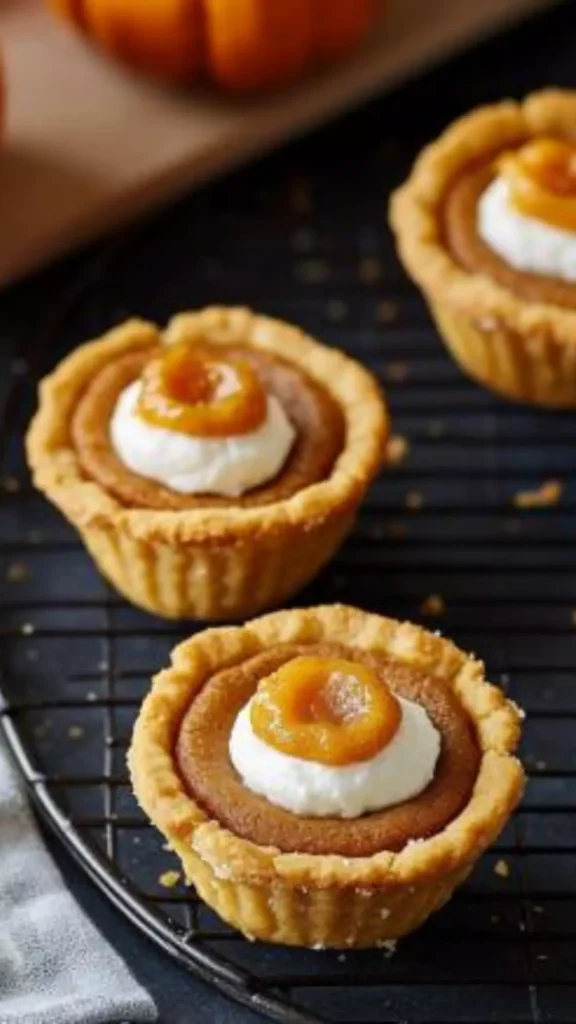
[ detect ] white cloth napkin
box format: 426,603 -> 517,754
0,735 -> 157,1024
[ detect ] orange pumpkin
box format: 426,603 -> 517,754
47,0 -> 379,92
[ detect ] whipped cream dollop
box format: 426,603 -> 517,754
110,380 -> 296,497
478,176 -> 576,282
229,696 -> 441,819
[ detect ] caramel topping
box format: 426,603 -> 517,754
136,342 -> 268,437
250,656 -> 401,766
499,138 -> 576,231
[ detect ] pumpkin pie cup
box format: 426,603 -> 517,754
26,308 -> 387,620
129,605 -> 524,948
390,88 -> 576,407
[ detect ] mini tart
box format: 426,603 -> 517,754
26,308 -> 387,620
390,88 -> 576,407
129,605 -> 524,948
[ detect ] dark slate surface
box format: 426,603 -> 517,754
3,2 -> 576,1021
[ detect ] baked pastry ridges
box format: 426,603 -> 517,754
129,604 -> 524,947
390,88 -> 576,406
26,308 -> 388,619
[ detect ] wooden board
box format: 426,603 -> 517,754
0,0 -> 553,287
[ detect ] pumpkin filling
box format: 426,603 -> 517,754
176,642 -> 481,857
71,343 -> 345,510
443,142 -> 576,308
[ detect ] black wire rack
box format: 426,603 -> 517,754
3,7 -> 576,1021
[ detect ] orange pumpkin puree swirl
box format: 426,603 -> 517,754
499,138 -> 576,231
136,342 -> 268,437
250,656 -> 402,766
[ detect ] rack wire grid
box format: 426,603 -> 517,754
2,7 -> 576,1021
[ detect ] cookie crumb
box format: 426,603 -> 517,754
533,905 -> 544,915
325,299 -> 348,322
503,518 -> 522,535
375,300 -> 398,324
68,725 -> 84,740
290,177 -> 313,214
377,938 -> 397,957
294,258 -> 329,284
385,360 -> 410,383
358,257 -> 382,284
2,476 -> 20,493
513,480 -> 563,509
537,954 -> 548,961
10,358 -> 28,376
337,953 -> 347,962
490,914 -> 500,924
85,691 -> 98,702
405,490 -> 424,510
291,227 -> 316,252
20,622 -> 35,636
380,907 -> 391,920
386,520 -> 407,538
5,562 -> 28,583
535,760 -> 547,771
386,435 -> 409,466
494,859 -> 510,879
159,870 -> 181,889
420,594 -> 446,618
427,419 -> 445,438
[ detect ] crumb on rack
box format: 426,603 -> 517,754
386,434 -> 409,466
294,258 -> 330,284
10,358 -> 28,376
420,594 -> 446,618
290,177 -> 313,214
2,476 -> 21,493
513,480 -> 563,509
503,518 -> 522,535
377,938 -> 397,957
68,725 -> 84,740
20,622 -> 35,636
405,490 -> 424,511
533,905 -> 544,914
385,360 -> 410,383
358,257 -> 382,284
386,520 -> 408,538
494,859 -> 510,879
5,562 -> 29,583
291,227 -> 316,252
535,760 -> 547,771
325,299 -> 349,322
159,870 -> 181,889
27,529 -> 44,544
427,419 -> 445,438
375,300 -> 398,324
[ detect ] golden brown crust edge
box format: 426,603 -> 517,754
26,307 -> 388,546
128,605 -> 525,897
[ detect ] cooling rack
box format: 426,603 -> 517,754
2,7 -> 576,1020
